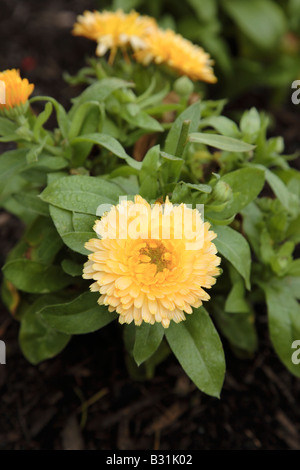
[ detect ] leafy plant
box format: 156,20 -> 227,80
1,9 -> 299,399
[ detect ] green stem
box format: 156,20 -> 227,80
174,120 -> 191,158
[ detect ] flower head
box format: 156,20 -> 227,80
135,28 -> 217,83
0,69 -> 34,115
83,196 -> 220,328
72,10 -> 157,62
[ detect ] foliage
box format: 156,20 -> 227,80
1,7 -> 300,398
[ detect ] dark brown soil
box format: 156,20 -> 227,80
0,0 -> 300,451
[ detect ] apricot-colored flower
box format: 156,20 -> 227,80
83,196 -> 220,328
135,28 -> 217,83
72,10 -> 157,62
0,69 -> 34,113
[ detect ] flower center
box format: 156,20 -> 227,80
140,240 -> 172,272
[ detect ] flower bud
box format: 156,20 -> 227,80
0,69 -> 34,118
212,181 -> 233,203
173,76 -> 194,97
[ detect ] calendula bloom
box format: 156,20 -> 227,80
72,10 -> 157,63
135,28 -> 217,83
83,196 -> 220,328
0,69 -> 34,115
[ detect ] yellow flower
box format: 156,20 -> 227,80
135,28 -> 217,83
0,69 -> 34,113
72,10 -> 157,63
83,196 -> 220,328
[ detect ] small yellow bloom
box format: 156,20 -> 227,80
83,196 -> 220,328
72,10 -> 157,63
0,69 -> 34,113
135,28 -> 217,83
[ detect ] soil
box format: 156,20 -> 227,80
0,0 -> 300,451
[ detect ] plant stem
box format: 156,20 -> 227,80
175,119 -> 190,158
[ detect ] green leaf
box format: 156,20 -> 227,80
49,205 -> 73,235
160,152 -> 184,185
213,304 -> 258,356
72,213 -> 96,232
40,291 -> 117,335
69,78 -> 133,117
287,260 -> 300,277
0,116 -> 18,135
139,145 -> 160,199
13,192 -> 49,216
49,206 -> 93,256
222,0 -> 286,49
68,101 -> 101,140
121,107 -> 164,132
36,154 -> 69,170
0,148 -> 28,183
165,102 -> 201,155
133,322 -> 165,366
63,232 -> 95,255
19,295 -> 70,364
225,276 -> 249,314
33,102 -> 53,140
24,216 -> 63,264
165,307 -> 225,398
71,133 -> 141,170
265,168 -> 299,218
41,175 -> 123,215
213,225 -> 251,289
241,202 -> 263,258
61,259 -> 83,277
110,175 -> 139,195
213,168 -> 265,219
30,96 -> 69,138
189,132 -> 255,152
240,108 -> 261,139
187,0 -> 216,21
3,259 -> 71,293
263,279 -> 300,377
200,116 -> 240,138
